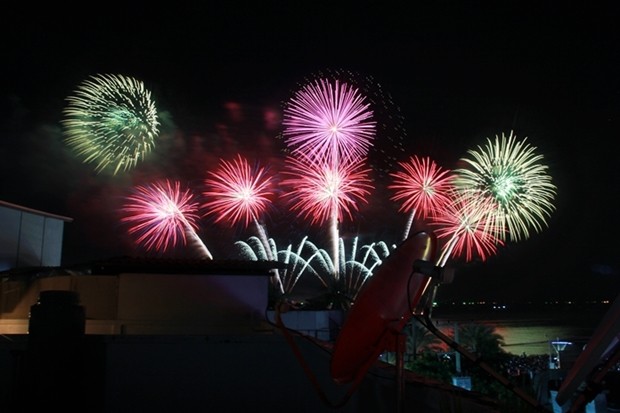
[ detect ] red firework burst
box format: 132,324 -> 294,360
120,179 -> 202,252
280,153 -> 374,225
389,155 -> 455,219
431,193 -> 504,265
202,154 -> 274,228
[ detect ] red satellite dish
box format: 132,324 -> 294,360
330,231 -> 437,384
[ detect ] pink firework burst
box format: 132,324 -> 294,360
389,155 -> 455,239
431,192 -> 504,266
120,179 -> 203,253
202,155 -> 283,292
202,155 -> 274,228
280,153 -> 374,225
282,78 -> 376,164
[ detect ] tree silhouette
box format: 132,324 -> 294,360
407,318 -> 445,359
457,322 -> 506,359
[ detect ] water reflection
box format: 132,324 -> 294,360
432,305 -> 606,356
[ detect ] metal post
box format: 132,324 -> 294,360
395,332 -> 406,413
454,321 -> 461,374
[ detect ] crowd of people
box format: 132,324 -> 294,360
503,353 -> 550,378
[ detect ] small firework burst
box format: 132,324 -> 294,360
280,152 -> 374,280
389,155 -> 455,239
62,73 -> 160,175
431,192 -> 504,265
202,154 -> 275,228
120,179 -> 212,258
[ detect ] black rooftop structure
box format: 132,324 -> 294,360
88,256 -> 287,276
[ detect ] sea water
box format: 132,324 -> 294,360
431,302 -> 610,356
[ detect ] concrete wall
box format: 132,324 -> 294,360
0,271 -> 503,412
266,309 -> 344,341
0,333 -> 501,413
0,273 -> 270,335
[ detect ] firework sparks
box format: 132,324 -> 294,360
454,131 -> 556,242
202,154 -> 274,228
342,239 -> 391,301
62,74 -> 160,175
299,237 -> 392,308
120,180 -> 213,259
203,155 -> 282,292
235,235 -> 391,307
280,154 -> 374,225
280,154 -> 373,280
282,77 -> 376,165
235,236 -> 323,294
431,193 -> 504,266
299,68 -> 408,181
389,155 -> 455,240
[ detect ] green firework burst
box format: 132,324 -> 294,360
454,131 -> 557,242
62,74 -> 160,174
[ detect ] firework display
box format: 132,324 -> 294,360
79,70 -> 557,306
235,235 -> 391,307
431,192 -> 504,266
202,154 -> 274,228
279,75 -> 382,281
280,153 -> 374,279
282,77 -> 376,165
389,155 -> 455,240
120,180 -> 213,259
280,154 -> 373,225
202,155 -> 283,293
62,74 -> 160,175
298,68 -> 408,180
453,131 -> 556,242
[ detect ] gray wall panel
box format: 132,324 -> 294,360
0,207 -> 21,271
17,212 -> 44,267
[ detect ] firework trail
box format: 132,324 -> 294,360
62,74 -> 160,175
275,237 -> 321,294
280,153 -> 374,279
300,237 -> 391,308
453,131 -> 556,242
235,235 -> 391,307
389,155 -> 455,241
235,236 -> 270,261
342,238 -> 391,301
282,77 -> 376,166
120,180 -> 213,259
235,236 -> 322,294
202,155 -> 283,293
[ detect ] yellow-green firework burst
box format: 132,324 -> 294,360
62,74 -> 160,174
454,131 -> 557,242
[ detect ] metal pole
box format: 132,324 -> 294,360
415,313 -> 549,412
395,332 -> 405,413
454,321 -> 461,374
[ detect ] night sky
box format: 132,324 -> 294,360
2,3 -> 619,302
